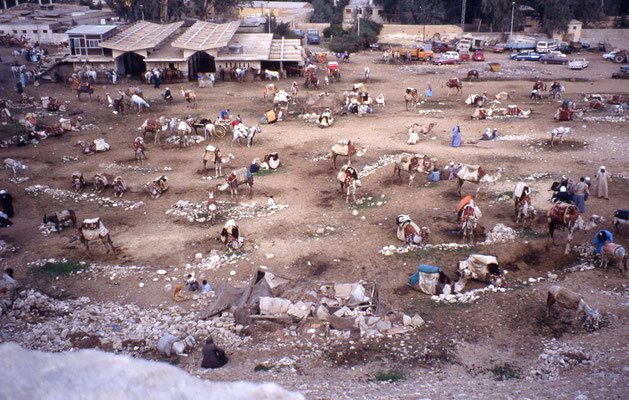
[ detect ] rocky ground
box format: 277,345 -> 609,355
1,45 -> 628,399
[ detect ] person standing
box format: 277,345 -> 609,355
426,81 -> 432,97
153,73 -> 160,89
0,190 -> 14,218
451,123 -> 461,147
573,177 -> 588,212
592,166 -> 610,199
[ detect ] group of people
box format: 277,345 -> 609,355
551,166 -> 610,213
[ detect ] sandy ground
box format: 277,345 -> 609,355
1,45 -> 628,399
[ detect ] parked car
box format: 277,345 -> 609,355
539,52 -> 568,64
472,51 -> 485,61
307,29 -> 320,45
292,29 -> 305,38
431,41 -> 455,53
556,43 -> 573,54
568,58 -> 589,70
510,50 -> 542,61
603,50 -> 619,61
493,43 -> 505,53
432,55 -> 462,65
612,70 -> 629,79
458,50 -> 470,61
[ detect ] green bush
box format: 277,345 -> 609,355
35,261 -> 89,276
373,369 -> 405,382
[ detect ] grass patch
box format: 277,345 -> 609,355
519,229 -> 547,239
35,261 -> 89,276
424,182 -> 440,189
487,363 -> 521,381
497,191 -> 513,200
254,167 -> 288,177
373,369 -> 405,382
254,364 -> 272,372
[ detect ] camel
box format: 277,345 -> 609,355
396,215 -> 430,246
43,210 -> 76,233
133,137 -> 146,164
444,78 -> 462,96
138,119 -> 166,144
465,93 -> 487,107
180,88 -> 197,108
454,255 -> 503,293
76,139 -> 110,155
331,139 -> 363,169
216,168 -> 254,198
203,145 -> 235,177
72,171 -> 86,193
547,202 -> 600,254
145,176 -> 169,199
550,127 -> 573,146
407,122 -> 436,144
455,165 -> 503,198
495,91 -> 515,101
546,286 -> 599,329
337,165 -> 362,203
176,120 -> 193,148
71,218 -> 115,255
393,154 -> 421,185
471,107 -> 493,120
93,173 -> 110,193
404,88 -> 420,111
112,176 -> 127,198
601,241 -> 627,274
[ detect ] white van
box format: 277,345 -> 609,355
536,40 -> 559,54
457,38 -> 472,52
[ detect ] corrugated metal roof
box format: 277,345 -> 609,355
215,33 -> 273,61
268,38 -> 304,62
66,25 -> 117,35
99,21 -> 183,52
171,20 -> 240,51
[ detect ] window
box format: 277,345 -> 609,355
42,30 -> 48,34
346,9 -> 351,14
87,39 -> 100,48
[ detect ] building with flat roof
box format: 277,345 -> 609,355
239,1 -> 313,27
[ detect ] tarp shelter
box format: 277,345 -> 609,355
201,267 -> 290,320
409,265 -> 443,295
457,254 -> 499,282
300,93 -> 343,115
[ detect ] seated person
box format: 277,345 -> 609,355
201,336 -> 228,369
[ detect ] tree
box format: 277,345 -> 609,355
311,0 -> 334,23
106,0 -> 240,22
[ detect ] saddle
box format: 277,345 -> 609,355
558,108 -> 572,120
146,120 -> 159,131
133,138 -> 144,150
615,210 -> 629,220
550,202 -> 579,226
507,105 -> 520,115
408,156 -> 419,171
45,125 -> 62,136
602,241 -> 621,254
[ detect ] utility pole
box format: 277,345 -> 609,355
460,0 -> 466,33
509,2 -> 516,40
357,8 -> 360,37
161,0 -> 168,23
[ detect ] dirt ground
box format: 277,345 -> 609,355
1,45 -> 628,399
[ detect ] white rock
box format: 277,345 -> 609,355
156,270 -> 167,275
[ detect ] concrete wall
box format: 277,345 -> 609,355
0,23 -> 65,44
378,24 -> 463,44
580,29 -> 629,49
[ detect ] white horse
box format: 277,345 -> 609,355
85,70 -> 97,82
232,123 -> 261,147
203,122 -> 216,140
144,70 -> 153,83
4,158 -> 28,177
265,70 -> 280,81
550,126 -> 573,146
131,94 -> 150,114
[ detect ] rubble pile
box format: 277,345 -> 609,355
482,223 -> 518,245
417,109 -> 444,115
25,185 -> 145,211
166,199 -> 288,223
582,115 -> 626,123
358,154 -> 398,178
499,135 -> 533,141
164,135 -> 206,145
3,289 -> 247,354
62,155 -> 79,162
298,113 -> 326,124
8,177 -> 30,184
379,242 -> 472,256
531,340 -> 595,377
431,285 -> 507,304
98,162 -> 172,173
187,249 -> 250,271
38,223 -> 61,236
0,240 -> 16,256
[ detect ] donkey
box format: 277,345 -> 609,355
43,210 -> 77,233
546,285 -> 599,329
550,127 -> 573,146
601,241 -> 628,275
71,218 -> 115,255
133,137 -> 146,164
337,165 -> 362,204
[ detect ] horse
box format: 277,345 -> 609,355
612,210 -> 629,232
265,70 -> 280,81
232,123 -> 261,147
467,70 -> 479,80
460,201 -> 481,243
93,173 -> 109,193
145,176 -> 169,199
550,127 -> 573,146
180,88 -> 197,108
131,94 -> 150,114
445,78 -> 462,96
112,176 -> 127,198
455,165 -> 503,198
70,218 -> 115,255
331,139 -> 360,169
216,168 -> 254,198
202,145 -> 235,177
3,158 -> 27,177
547,202 -> 599,254
396,215 -> 430,246
133,137 -> 146,164
601,241 -> 627,275
533,80 -> 547,92
72,171 -> 86,193
546,285 -> 599,329
337,165 -> 362,203
43,210 -> 76,233
85,70 -> 97,83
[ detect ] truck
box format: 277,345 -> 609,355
391,45 -> 434,61
307,29 -> 320,45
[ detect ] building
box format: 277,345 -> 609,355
343,0 -> 385,25
238,1 -> 313,27
0,3 -> 117,44
67,25 -> 117,57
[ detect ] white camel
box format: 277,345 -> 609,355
455,165 -> 503,198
